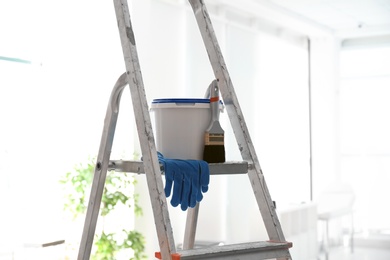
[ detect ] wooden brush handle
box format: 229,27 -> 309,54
209,80 -> 220,123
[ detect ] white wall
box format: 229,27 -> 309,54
0,0 -> 121,245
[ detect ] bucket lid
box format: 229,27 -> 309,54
151,98 -> 224,112
152,98 -> 209,104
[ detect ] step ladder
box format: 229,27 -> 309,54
77,0 -> 293,259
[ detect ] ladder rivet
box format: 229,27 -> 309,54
96,162 -> 102,171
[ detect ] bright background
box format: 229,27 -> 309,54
1,0 -> 389,258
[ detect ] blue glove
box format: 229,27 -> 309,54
157,152 -> 210,211
197,160 -> 210,199
179,160 -> 209,210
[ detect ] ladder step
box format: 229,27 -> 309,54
108,160 -> 249,175
177,241 -> 292,260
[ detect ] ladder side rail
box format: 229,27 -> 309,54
113,0 -> 176,259
188,0 -> 289,246
183,204 -> 200,249
78,73 -> 128,259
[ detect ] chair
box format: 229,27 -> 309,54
317,182 -> 355,259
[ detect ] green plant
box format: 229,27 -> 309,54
61,157 -> 145,260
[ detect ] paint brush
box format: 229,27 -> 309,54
203,80 -> 225,163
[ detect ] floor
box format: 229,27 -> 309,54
318,246 -> 390,260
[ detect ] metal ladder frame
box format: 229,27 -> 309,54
77,0 -> 292,259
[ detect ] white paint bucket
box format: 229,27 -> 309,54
150,98 -> 211,160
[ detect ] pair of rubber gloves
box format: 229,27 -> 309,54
157,152 -> 210,211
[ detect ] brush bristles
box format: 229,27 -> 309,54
204,133 -> 224,145
203,133 -> 225,163
203,145 -> 225,163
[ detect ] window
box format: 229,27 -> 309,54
340,45 -> 390,234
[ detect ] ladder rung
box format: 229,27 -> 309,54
177,241 -> 292,260
108,160 -> 249,175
